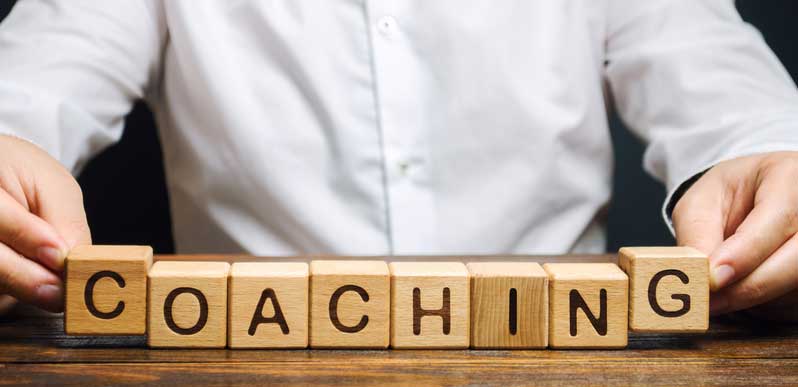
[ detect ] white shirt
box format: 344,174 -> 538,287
1,0 -> 797,256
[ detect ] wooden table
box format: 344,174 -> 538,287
1,255 -> 797,386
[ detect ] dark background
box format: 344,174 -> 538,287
0,1 -> 796,254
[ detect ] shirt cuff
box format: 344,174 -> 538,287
661,143 -> 798,236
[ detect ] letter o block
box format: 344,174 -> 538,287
65,245 -> 152,335
309,260 -> 390,348
543,263 -> 628,349
390,262 -> 470,349
619,247 -> 709,333
228,262 -> 309,348
148,261 -> 230,348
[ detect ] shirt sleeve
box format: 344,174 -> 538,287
0,0 -> 166,173
605,0 -> 798,233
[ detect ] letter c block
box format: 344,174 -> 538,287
65,245 -> 152,335
148,261 -> 230,348
619,247 -> 709,333
309,260 -> 390,348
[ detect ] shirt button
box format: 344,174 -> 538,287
398,161 -> 411,176
377,16 -> 397,36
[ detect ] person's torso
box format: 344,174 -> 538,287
151,0 -> 613,255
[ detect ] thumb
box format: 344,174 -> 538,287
672,172 -> 726,257
32,171 -> 92,251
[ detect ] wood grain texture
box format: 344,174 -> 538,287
619,247 -> 709,333
228,262 -> 308,348
148,262 -> 230,348
468,262 -> 548,349
1,254 -> 798,386
65,245 -> 152,335
309,261 -> 390,348
544,263 -> 628,349
390,262 -> 470,349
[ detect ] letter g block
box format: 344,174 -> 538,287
65,245 -> 152,335
619,247 -> 709,333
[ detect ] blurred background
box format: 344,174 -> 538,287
0,1 -> 796,254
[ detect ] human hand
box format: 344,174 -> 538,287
0,135 -> 91,313
673,151 -> 798,318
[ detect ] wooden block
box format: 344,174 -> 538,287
543,263 -> 628,349
65,245 -> 152,335
619,246 -> 709,333
467,262 -> 548,349
389,262 -> 470,349
148,261 -> 230,348
228,262 -> 309,348
309,260 -> 390,348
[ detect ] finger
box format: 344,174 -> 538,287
0,243 -> 63,312
743,289 -> 798,322
0,295 -> 17,315
672,173 -> 726,256
710,231 -> 798,315
32,176 -> 92,250
710,174 -> 798,291
0,189 -> 68,272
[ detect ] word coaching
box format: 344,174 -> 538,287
64,246 -> 709,349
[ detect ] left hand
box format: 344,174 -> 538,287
672,151 -> 798,318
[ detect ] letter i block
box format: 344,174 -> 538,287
619,246 -> 709,333
309,260 -> 390,348
228,262 -> 309,348
65,245 -> 152,335
543,263 -> 628,349
467,262 -> 548,349
389,262 -> 470,349
148,261 -> 230,348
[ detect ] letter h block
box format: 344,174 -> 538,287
228,262 -> 309,348
543,263 -> 628,349
389,262 -> 470,349
148,261 -> 230,348
309,260 -> 390,348
619,247 -> 709,333
65,245 -> 152,335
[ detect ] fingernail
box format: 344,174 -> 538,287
710,295 -> 729,315
36,284 -> 64,312
37,247 -> 65,270
710,264 -> 735,291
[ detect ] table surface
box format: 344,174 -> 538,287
1,254 -> 797,386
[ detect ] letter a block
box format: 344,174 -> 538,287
309,260 -> 390,348
467,262 -> 548,349
619,246 -> 709,333
543,263 -> 628,349
389,262 -> 470,349
148,261 -> 230,348
65,245 -> 152,335
228,262 -> 309,348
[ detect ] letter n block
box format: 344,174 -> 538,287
543,263 -> 628,349
309,260 -> 390,348
148,261 -> 230,348
467,262 -> 548,349
389,262 -> 470,349
65,245 -> 152,335
619,246 -> 709,333
228,262 -> 309,348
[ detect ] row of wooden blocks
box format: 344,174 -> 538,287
65,246 -> 709,349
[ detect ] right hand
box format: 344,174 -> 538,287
0,134 -> 91,313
